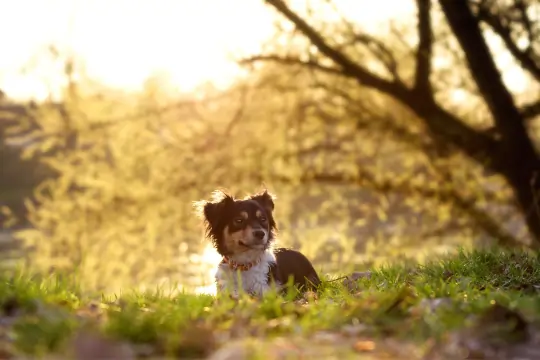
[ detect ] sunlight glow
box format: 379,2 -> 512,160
0,0 -> 532,101
1,0 -> 417,101
194,244 -> 222,295
450,88 -> 468,104
1,0 -> 530,101
0,0 -> 276,100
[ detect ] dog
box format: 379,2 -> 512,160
194,189 -> 321,298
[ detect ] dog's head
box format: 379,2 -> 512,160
194,189 -> 277,256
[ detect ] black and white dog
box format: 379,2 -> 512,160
194,189 -> 320,298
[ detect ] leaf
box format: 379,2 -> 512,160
353,340 -> 375,352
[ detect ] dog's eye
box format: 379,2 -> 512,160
234,218 -> 244,224
260,217 -> 267,222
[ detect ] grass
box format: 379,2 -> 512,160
1,247 -> 540,359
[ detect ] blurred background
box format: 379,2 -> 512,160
1,0 -> 539,294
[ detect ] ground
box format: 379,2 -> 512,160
1,248 -> 540,359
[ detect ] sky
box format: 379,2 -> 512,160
0,0 -> 417,101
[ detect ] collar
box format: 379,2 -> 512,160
222,256 -> 261,271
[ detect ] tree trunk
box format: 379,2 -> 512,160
440,0 -> 540,245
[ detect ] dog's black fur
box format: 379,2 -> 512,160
267,247 -> 321,291
194,189 -> 321,294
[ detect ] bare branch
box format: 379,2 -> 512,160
240,55 -> 343,76
352,34 -> 401,81
320,0 -> 402,83
478,5 -> 540,83
414,0 -> 434,97
263,0 -> 406,95
261,0 -> 501,174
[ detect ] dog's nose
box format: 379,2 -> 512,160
253,230 -> 266,240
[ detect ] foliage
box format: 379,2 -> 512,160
0,100 -> 49,227
6,58 -> 327,290
7,79 -> 275,291
1,248 -> 540,358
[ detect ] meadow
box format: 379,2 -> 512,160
0,248 -> 539,359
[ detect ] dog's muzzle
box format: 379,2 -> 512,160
239,229 -> 268,248
253,230 -> 266,242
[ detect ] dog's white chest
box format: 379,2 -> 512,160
215,251 -> 276,297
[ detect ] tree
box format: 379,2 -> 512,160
243,0 -> 540,246
440,0 -> 540,245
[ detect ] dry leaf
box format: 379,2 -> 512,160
354,340 -> 376,352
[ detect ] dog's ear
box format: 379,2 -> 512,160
248,189 -> 276,213
193,190 -> 234,230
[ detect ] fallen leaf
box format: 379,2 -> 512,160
353,340 -> 376,352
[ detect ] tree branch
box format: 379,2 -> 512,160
264,0 -> 406,95
311,82 -> 444,154
478,5 -> 540,83
413,0 -> 434,97
240,55 -> 343,76
349,34 -> 401,82
320,0 -> 402,83
256,0 -> 502,175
